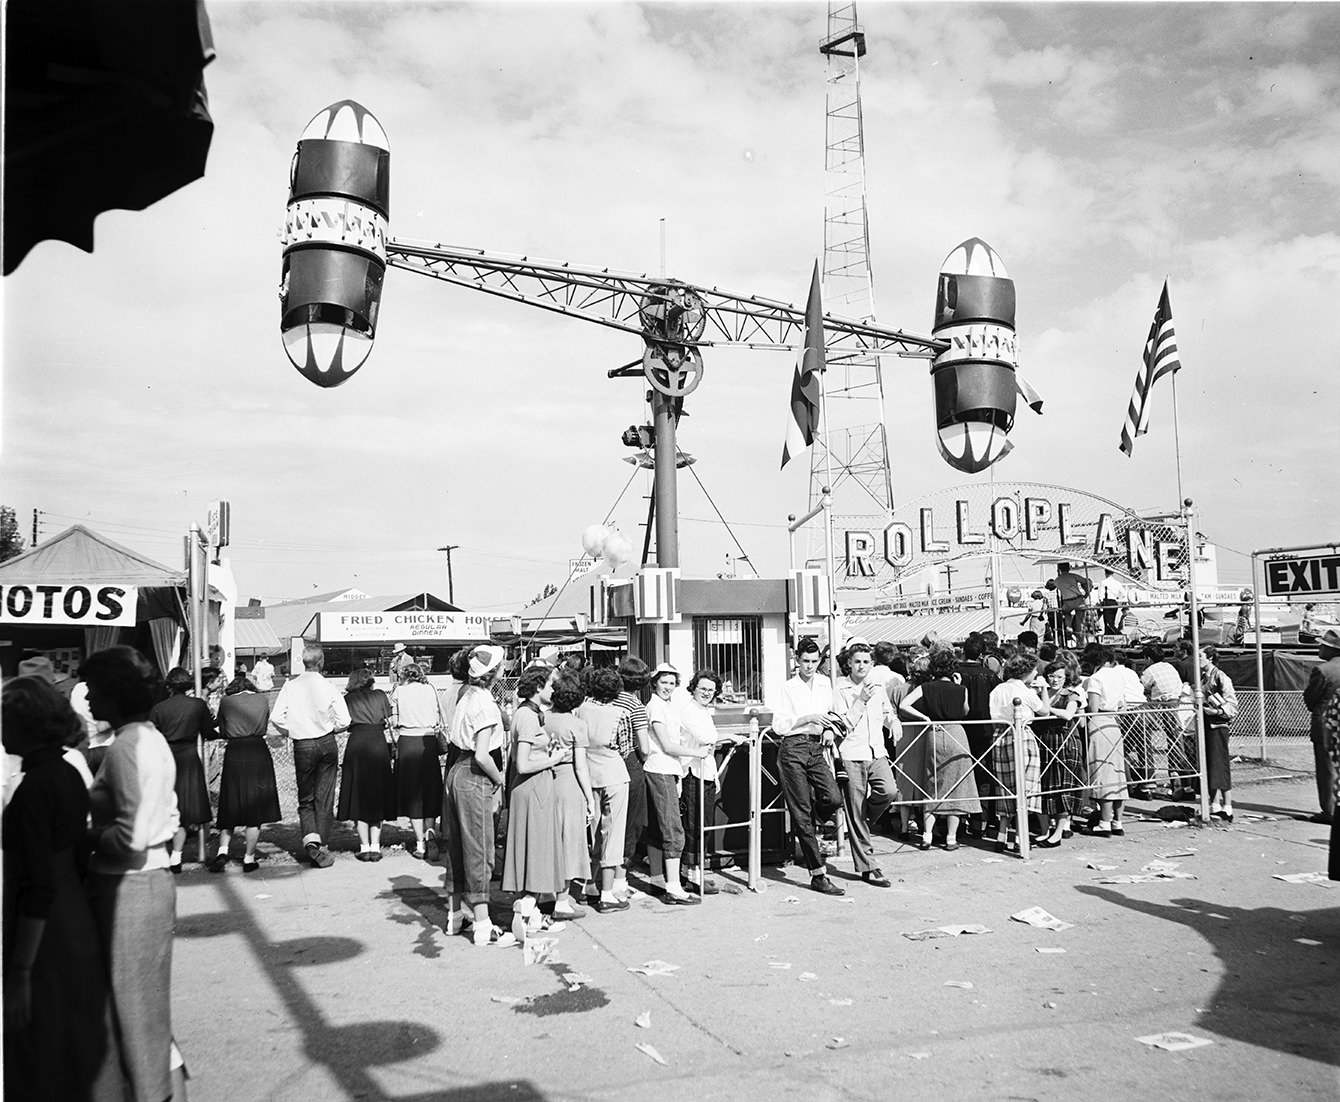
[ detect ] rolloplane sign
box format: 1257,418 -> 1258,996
838,482 -> 1187,583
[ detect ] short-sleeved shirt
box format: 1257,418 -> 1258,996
577,700 -> 628,788
449,685 -> 505,754
1141,661 -> 1184,702
612,692 -> 648,759
1056,570 -> 1090,605
675,699 -> 719,782
1086,666 -> 1128,713
644,695 -> 684,777
544,712 -> 589,760
393,682 -> 442,731
989,680 -> 1048,727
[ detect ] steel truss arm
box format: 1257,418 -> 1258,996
385,237 -> 945,359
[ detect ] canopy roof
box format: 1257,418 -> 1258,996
234,618 -> 282,655
843,607 -> 1029,647
0,524 -> 186,586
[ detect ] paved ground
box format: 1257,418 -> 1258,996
172,774 -> 1337,1102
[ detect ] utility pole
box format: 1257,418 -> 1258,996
31,509 -> 40,545
436,545 -> 459,606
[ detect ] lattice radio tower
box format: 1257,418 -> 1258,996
810,3 -> 893,546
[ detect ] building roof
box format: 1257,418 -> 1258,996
233,618 -> 282,654
0,524 -> 187,586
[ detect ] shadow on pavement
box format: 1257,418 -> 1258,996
384,875 -> 453,959
1075,886 -> 1340,1066
179,871 -> 454,1098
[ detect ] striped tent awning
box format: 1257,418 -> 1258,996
843,607 -> 1029,647
234,618 -> 282,654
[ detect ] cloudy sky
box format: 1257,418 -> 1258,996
5,1 -> 1338,613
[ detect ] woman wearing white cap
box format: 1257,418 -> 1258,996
442,644 -> 508,944
644,663 -> 710,905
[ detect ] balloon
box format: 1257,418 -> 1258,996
602,532 -> 632,568
581,524 -> 610,557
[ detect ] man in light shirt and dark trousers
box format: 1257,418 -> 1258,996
835,640 -> 897,887
771,637 -> 845,896
271,644 -> 351,868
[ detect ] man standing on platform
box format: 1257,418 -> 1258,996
1055,562 -> 1093,647
1097,569 -> 1126,636
772,637 -> 845,896
1303,629 -> 1340,825
271,644 -> 350,868
835,642 -> 896,887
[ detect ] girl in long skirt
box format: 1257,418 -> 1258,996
988,655 -> 1055,855
339,669 -> 395,861
391,663 -> 447,858
148,666 -> 216,872
538,673 -> 595,918
1033,662 -> 1085,847
212,673 -> 281,872
1086,646 -> 1131,836
1198,647 -> 1239,821
898,650 -> 980,851
503,667 -> 578,936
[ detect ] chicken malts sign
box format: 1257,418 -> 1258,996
0,584 -> 137,626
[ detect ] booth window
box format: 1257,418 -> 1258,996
691,616 -> 763,703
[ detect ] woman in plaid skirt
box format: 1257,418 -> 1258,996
1033,662 -> 1086,847
987,654 -> 1057,855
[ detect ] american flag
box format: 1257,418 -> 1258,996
781,261 -> 826,469
1120,280 -> 1182,456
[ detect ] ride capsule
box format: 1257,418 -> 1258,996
930,238 -> 1019,473
279,101 -> 390,387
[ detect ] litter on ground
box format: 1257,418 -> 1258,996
1136,1032 -> 1214,1052
1273,872 -> 1329,884
627,960 -> 681,977
635,1042 -> 668,1065
1010,907 -> 1074,932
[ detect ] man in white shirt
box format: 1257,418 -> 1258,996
771,637 -> 845,896
867,641 -> 906,692
1113,649 -> 1152,799
836,642 -> 897,887
1098,569 -> 1126,636
251,655 -> 275,692
271,644 -> 350,868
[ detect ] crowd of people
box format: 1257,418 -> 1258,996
5,626 -> 1338,1096
769,630 -> 1251,896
